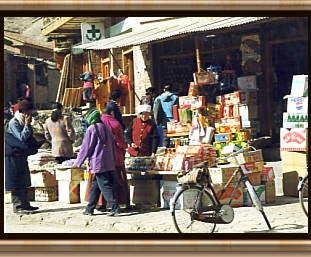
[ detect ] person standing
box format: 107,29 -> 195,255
106,89 -> 125,130
125,104 -> 159,157
153,84 -> 178,147
6,100 -> 39,214
101,105 -> 130,208
74,111 -> 120,216
44,103 -> 76,164
140,87 -> 156,107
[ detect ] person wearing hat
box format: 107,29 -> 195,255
6,100 -> 40,214
74,110 -> 120,216
44,103 -> 76,164
125,104 -> 159,157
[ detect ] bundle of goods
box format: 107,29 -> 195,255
28,151 -> 57,171
125,156 -> 155,172
167,121 -> 192,134
57,159 -> 78,168
155,145 -> 217,172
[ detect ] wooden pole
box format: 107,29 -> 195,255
195,36 -> 201,72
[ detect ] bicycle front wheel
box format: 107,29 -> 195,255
172,185 -> 217,233
299,176 -> 308,217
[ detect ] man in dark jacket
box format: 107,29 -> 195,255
6,100 -> 40,214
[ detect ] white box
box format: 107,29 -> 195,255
237,75 -> 257,90
291,75 -> 308,97
282,113 -> 308,128
58,180 -> 80,204
31,171 -> 58,187
55,168 -> 84,181
286,96 -> 308,113
160,180 -> 180,209
243,185 -> 265,207
79,180 -> 88,204
280,128 -> 308,152
35,186 -> 58,202
239,104 -> 258,120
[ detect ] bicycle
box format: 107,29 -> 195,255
169,146 -> 272,233
298,173 -> 308,217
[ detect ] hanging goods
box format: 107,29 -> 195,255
193,71 -> 217,86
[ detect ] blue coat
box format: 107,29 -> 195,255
154,93 -> 178,128
5,132 -> 38,190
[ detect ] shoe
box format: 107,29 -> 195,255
96,206 -> 107,212
14,209 -> 34,215
107,209 -> 121,217
24,206 -> 39,211
83,210 -> 94,216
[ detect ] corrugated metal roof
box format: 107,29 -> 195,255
74,17 -> 269,50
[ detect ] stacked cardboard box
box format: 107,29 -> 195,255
55,167 -> 84,204
280,75 -> 308,196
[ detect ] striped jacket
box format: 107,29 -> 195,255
44,116 -> 75,157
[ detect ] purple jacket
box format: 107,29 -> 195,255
74,123 -> 116,173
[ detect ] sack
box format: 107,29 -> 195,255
193,71 -> 217,86
177,167 -> 208,184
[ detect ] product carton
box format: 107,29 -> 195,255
243,185 -> 265,207
239,104 -> 258,120
209,165 -> 239,184
282,112 -> 308,128
213,183 -> 244,207
261,167 -> 275,183
236,149 -> 263,164
285,96 -> 308,113
245,172 -> 261,186
290,75 -> 308,97
35,186 -> 58,202
160,180 -> 179,209
237,75 -> 257,90
282,171 -> 299,197
129,179 -> 160,206
265,181 -> 276,203
55,168 -> 84,181
58,180 -> 80,204
280,128 -> 308,152
241,161 -> 264,174
31,171 -> 58,187
214,133 -> 232,143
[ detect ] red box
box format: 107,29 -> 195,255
261,167 -> 275,183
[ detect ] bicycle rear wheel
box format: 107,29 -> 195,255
172,185 -> 217,233
299,176 -> 308,217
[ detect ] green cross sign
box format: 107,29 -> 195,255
86,25 -> 102,41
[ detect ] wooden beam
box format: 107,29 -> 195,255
194,36 -> 201,72
122,48 -> 133,56
41,17 -> 74,36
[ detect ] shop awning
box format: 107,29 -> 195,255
73,17 -> 269,50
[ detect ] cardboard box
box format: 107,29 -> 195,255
188,82 -> 199,96
79,180 -> 88,204
129,179 -> 160,206
245,172 -> 261,186
282,171 -> 299,197
213,183 -> 244,207
280,128 -> 308,152
237,75 -> 257,90
239,104 -> 258,120
283,113 -> 308,128
241,161 -> 264,174
243,185 -> 265,207
290,75 -> 308,97
280,151 -> 308,167
58,180 -> 80,204
286,96 -> 308,113
236,149 -> 263,164
35,186 -> 58,202
261,167 -> 275,183
209,165 -> 239,184
160,180 -> 179,209
265,181 -> 276,203
31,171 -> 58,187
55,168 -> 84,181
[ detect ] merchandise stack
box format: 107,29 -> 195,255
280,75 -> 308,196
28,151 -> 58,202
55,162 -> 85,204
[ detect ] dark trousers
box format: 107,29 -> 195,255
11,188 -> 30,211
86,171 -> 119,213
